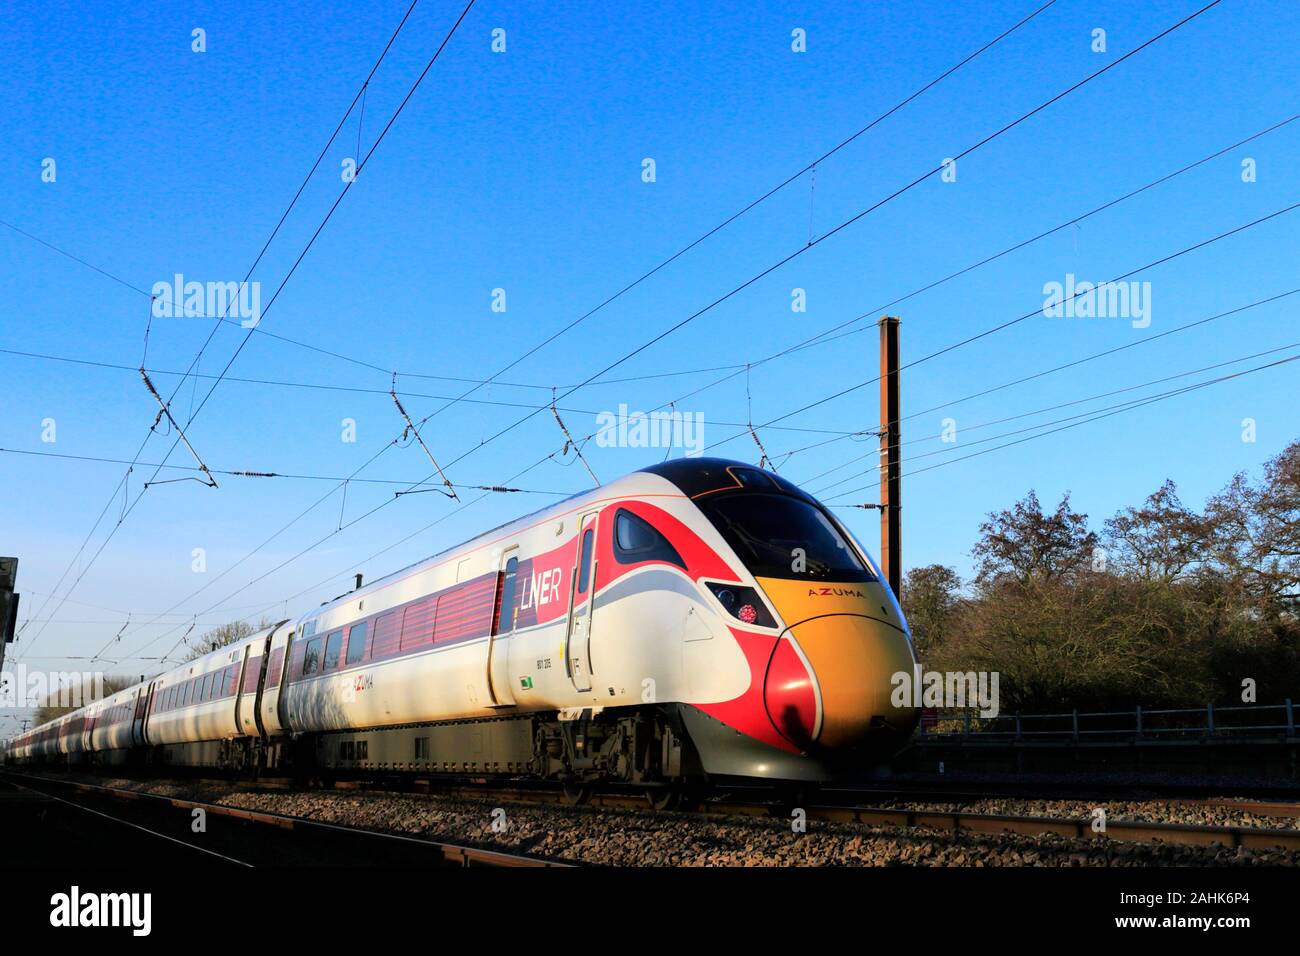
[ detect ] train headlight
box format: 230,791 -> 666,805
706,582 -> 776,628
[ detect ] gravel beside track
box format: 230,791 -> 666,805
83,776 -> 1300,867
865,797 -> 1300,831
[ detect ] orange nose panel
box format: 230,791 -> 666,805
784,614 -> 915,748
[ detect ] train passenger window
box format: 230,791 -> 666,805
346,622 -> 369,666
493,556 -> 518,635
613,509 -> 686,569
577,529 -> 595,595
371,611 -> 399,659
303,638 -> 322,676
323,630 -> 344,671
200,674 -> 213,701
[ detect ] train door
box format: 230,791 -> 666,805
565,511 -> 599,693
486,549 -> 519,706
234,644 -> 252,735
131,685 -> 150,746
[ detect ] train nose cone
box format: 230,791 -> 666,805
763,635 -> 819,748
759,616 -> 915,749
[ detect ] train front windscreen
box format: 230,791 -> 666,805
697,492 -> 876,582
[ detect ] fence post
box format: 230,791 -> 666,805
1014,713 -> 1022,741
1072,709 -> 1079,742
1135,705 -> 1142,739
1285,699 -> 1294,736
1206,702 -> 1215,737
963,709 -> 971,737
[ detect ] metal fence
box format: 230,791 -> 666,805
917,700 -> 1297,742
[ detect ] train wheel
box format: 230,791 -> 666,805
562,779 -> 593,806
645,786 -> 681,812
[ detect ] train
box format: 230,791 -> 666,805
4,458 -> 919,804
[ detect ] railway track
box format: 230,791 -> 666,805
18,770 -> 1300,857
409,783 -> 1300,851
819,786 -> 1300,820
0,771 -> 568,867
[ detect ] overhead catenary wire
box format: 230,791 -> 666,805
549,389 -> 600,486
823,352 -> 1300,503
404,0 -> 1229,484
0,347 -> 876,438
390,0 -> 1063,434
32,0 -> 1227,665
10,107 -> 1293,403
124,438 -> 583,664
390,388 -> 460,500
99,336 -> 1285,664
16,0 -> 475,667
700,199 -> 1300,456
709,110 -> 1300,380
10,1 -> 427,663
0,2 -> 1054,397
808,338 -> 1300,496
86,203 -> 1288,662
11,5 -> 1067,663
0,447 -> 582,491
777,287 -> 1300,478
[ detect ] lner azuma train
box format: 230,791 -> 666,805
5,459 -> 919,803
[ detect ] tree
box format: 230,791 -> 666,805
32,675 -> 137,726
183,619 -> 272,661
1104,479 -> 1211,582
1241,440 -> 1300,609
901,564 -> 962,656
972,490 -> 1097,586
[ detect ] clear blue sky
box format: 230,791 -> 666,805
3,0 -> 1299,732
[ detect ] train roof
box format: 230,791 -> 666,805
305,457 -> 822,623
306,464 -> 682,618
638,457 -> 816,501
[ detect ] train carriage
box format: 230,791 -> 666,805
4,459 -> 920,797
